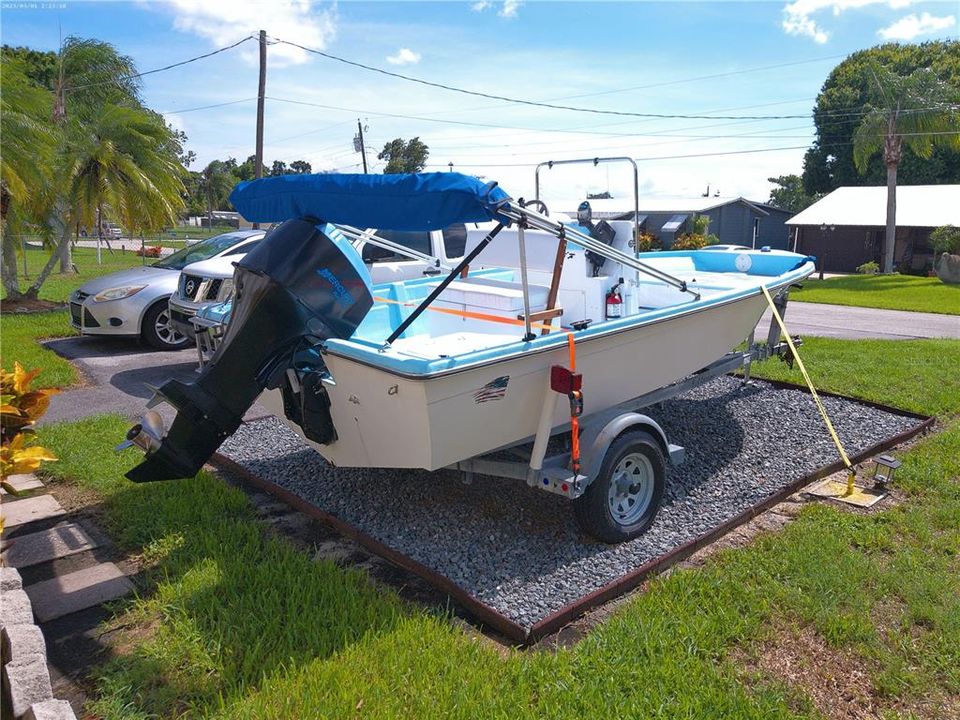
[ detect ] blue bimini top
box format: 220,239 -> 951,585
229,172 -> 513,231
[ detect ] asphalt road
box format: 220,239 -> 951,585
763,301 -> 960,340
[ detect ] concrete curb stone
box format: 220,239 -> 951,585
2,625 -> 46,667
24,699 -> 78,720
1,567 -> 23,592
2,658 -> 53,718
0,590 -> 34,630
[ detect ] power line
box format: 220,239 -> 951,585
267,37 -> 826,121
160,97 -> 257,115
268,36 -> 925,122
68,35 -> 255,92
425,143 -> 853,169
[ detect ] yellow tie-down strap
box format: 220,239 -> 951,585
761,285 -> 857,492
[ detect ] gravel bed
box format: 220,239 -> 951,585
220,377 -> 921,629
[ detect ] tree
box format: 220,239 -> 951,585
852,63 -> 960,273
378,137 -> 429,173
766,175 -> 818,213
0,58 -> 56,299
270,160 -> 288,176
803,41 -> 960,196
199,160 -> 238,227
236,155 -> 266,182
289,160 -> 312,174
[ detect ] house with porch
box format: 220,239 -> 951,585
564,196 -> 793,250
786,185 -> 960,273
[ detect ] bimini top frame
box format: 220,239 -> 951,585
230,171 -> 699,345
534,156 -> 641,256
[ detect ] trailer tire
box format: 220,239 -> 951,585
574,430 -> 665,543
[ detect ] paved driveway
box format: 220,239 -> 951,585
764,302 -> 960,340
41,336 -> 269,425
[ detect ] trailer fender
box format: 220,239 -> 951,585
578,413 -> 684,487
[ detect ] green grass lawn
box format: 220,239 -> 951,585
791,274 -> 960,315
32,336 -> 960,719
0,311 -> 78,387
4,244 -> 152,303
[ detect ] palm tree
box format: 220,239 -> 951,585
853,64 -> 960,273
28,104 -> 186,295
199,161 -> 238,230
50,36 -> 141,273
0,58 -> 56,300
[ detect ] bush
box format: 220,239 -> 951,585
672,233 -> 708,250
1,362 -> 58,484
856,261 -> 879,274
632,231 -> 661,252
930,225 -> 960,256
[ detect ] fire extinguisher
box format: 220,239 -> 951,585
605,278 -> 624,319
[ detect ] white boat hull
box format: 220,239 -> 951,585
260,287 -> 774,470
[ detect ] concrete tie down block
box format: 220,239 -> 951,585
3,658 -> 53,718
0,589 -> 34,630
24,699 -> 78,720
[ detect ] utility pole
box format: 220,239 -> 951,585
356,119 -> 368,173
253,29 -> 267,228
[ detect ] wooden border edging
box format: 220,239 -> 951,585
215,384 -> 934,645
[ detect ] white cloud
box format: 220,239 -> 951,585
781,0 -> 915,43
166,0 -> 337,67
878,11 -> 956,40
499,0 -> 522,18
471,0 -> 521,19
386,47 -> 421,66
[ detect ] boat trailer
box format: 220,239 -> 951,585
451,287 -> 798,542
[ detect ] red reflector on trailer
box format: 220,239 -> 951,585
561,483 -> 569,492
550,365 -> 582,394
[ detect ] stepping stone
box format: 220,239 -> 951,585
0,495 -> 65,529
4,524 -> 100,569
4,473 -> 45,493
25,563 -> 134,623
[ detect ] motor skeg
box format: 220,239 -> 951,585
125,218 -> 373,483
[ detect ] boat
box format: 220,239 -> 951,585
120,169 -> 815,542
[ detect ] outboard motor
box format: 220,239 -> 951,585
576,201 -> 617,276
122,218 -> 373,482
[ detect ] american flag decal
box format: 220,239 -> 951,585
473,375 -> 510,403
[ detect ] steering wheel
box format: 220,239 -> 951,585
521,198 -> 549,216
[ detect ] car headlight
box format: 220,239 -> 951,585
93,285 -> 147,302
218,279 -> 234,300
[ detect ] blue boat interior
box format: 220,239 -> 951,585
328,222 -> 815,376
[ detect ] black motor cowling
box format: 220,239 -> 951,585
124,218 -> 372,482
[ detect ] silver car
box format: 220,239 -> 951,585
69,229 -> 265,350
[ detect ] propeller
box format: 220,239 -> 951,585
115,410 -> 165,454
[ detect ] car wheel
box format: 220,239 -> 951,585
141,301 -> 191,350
574,430 -> 666,543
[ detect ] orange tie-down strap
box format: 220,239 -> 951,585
372,295 -> 559,332
567,332 -> 582,474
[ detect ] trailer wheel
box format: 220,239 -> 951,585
574,430 -> 665,543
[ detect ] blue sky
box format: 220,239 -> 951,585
3,0 -> 957,203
